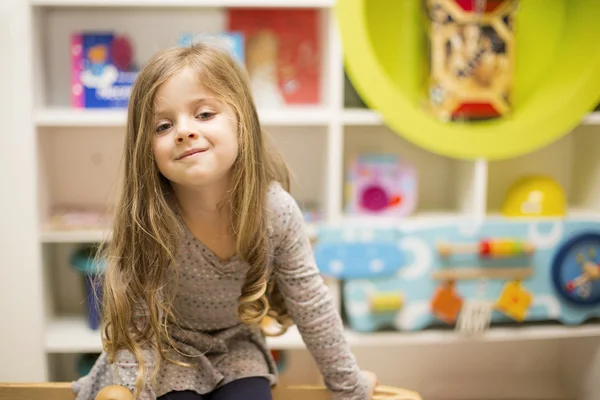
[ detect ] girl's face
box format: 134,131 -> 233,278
152,66 -> 239,192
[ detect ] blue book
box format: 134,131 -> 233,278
71,32 -> 138,108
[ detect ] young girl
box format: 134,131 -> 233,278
72,43 -> 373,400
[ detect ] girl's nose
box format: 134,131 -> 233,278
177,132 -> 196,143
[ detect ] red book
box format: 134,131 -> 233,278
228,8 -> 321,107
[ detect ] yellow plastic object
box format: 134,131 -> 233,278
369,293 -> 404,312
336,0 -> 600,160
496,280 -> 532,322
502,175 -> 566,217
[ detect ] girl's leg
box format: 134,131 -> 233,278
158,390 -> 206,400
208,377 -> 272,400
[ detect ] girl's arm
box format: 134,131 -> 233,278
270,185 -> 369,400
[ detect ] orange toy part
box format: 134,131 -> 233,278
431,281 -> 463,324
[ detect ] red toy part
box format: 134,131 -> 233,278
451,103 -> 501,120
455,0 -> 506,13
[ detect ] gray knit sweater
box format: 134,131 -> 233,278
71,182 -> 368,399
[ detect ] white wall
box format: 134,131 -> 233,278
0,0 -> 47,381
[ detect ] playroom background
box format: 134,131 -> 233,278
2,1 -> 600,399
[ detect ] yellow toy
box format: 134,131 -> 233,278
496,280 -> 533,322
502,175 -> 566,217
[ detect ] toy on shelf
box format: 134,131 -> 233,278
495,280 -> 533,321
178,32 -> 245,66
437,238 -> 535,258
71,32 -> 139,108
70,246 -> 106,330
47,205 -> 112,231
424,0 -> 518,121
315,218 -> 600,333
502,175 -> 567,217
345,154 -> 417,216
227,8 -> 321,108
430,280 -> 463,324
552,232 -> 600,306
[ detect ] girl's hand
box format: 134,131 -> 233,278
363,370 -> 378,399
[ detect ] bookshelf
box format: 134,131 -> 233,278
2,0 -> 600,399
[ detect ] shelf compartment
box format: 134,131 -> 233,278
37,6 -> 332,112
343,126 -> 483,217
487,124 -> 600,216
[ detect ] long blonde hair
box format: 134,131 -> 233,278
99,43 -> 291,397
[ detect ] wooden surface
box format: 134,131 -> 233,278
0,383 -> 334,400
432,267 -> 533,281
0,382 -> 75,400
0,383 -> 421,400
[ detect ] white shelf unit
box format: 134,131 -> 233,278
1,0 -> 599,399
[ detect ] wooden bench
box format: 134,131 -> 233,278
0,383 -> 421,400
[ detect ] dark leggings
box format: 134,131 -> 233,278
158,377 -> 272,400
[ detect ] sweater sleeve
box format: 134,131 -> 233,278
269,184 -> 369,400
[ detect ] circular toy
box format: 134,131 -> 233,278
551,232 -> 600,306
336,0 -> 600,160
502,175 -> 566,217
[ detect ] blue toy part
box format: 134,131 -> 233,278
339,217 -> 600,333
314,225 -> 403,279
315,242 -> 403,279
551,232 -> 600,307
70,246 -> 106,330
70,246 -> 106,276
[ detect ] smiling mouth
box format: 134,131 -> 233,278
177,148 -> 207,160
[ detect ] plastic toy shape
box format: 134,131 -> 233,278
552,233 -> 600,306
345,154 -> 417,217
496,280 -> 532,321
431,281 -> 463,324
502,175 -> 566,217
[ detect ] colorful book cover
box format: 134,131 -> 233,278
178,32 -> 245,66
71,32 -> 138,108
227,8 -> 321,107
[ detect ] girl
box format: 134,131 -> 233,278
72,43 -> 374,400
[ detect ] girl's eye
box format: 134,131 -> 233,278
197,112 -> 215,120
155,123 -> 172,133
